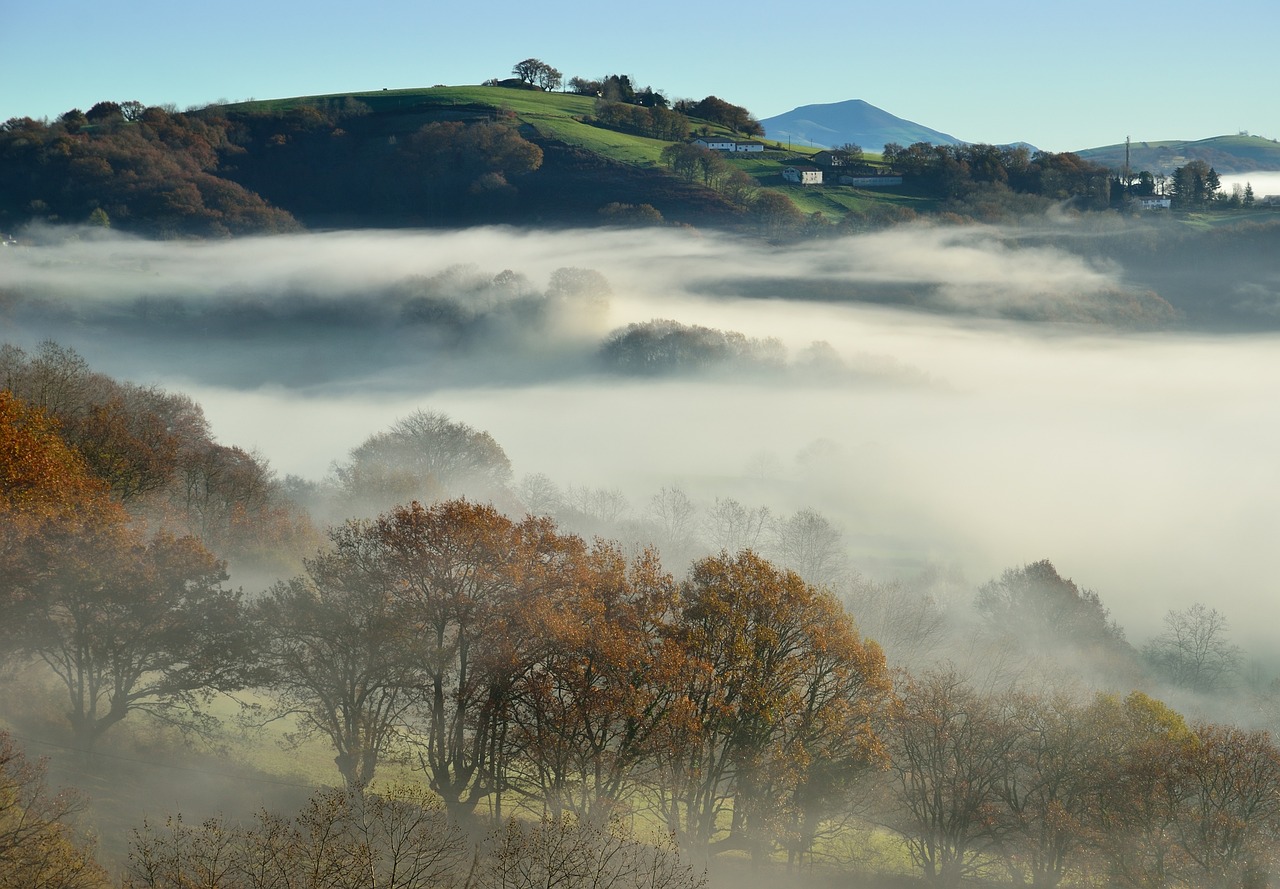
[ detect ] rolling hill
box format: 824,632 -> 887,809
759,99 -> 965,151
1074,134 -> 1280,175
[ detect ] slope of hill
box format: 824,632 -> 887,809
1075,134 -> 1280,174
759,99 -> 964,151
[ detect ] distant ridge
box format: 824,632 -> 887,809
1074,134 -> 1280,175
760,99 -> 964,152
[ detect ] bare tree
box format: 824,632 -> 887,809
646,485 -> 697,553
885,669 -> 1020,888
770,507 -> 845,588
702,497 -> 770,554
1144,603 -> 1241,693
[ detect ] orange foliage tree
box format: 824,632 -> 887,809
654,550 -> 892,861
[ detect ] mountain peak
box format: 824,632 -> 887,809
760,99 -> 964,152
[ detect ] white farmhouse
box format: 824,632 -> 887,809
693,136 -> 737,151
782,166 -> 823,186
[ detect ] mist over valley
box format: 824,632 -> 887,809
5,220 -> 1279,654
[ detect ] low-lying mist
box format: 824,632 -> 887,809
4,221 -> 1278,647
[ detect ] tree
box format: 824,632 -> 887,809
1170,160 -> 1219,210
752,190 -> 803,237
258,521 -> 424,788
770,508 -> 845,588
974,560 -> 1128,660
60,394 -> 180,502
654,551 -> 890,861
702,497 -> 770,554
885,669 -> 1021,888
1173,722 -> 1280,889
0,731 -> 108,889
504,544 -> 684,821
996,691 -> 1119,889
660,142 -> 710,182
1144,603 -> 1241,693
835,142 -> 864,164
842,574 -> 947,669
1092,691 -> 1198,889
646,485 -> 697,555
511,58 -> 551,87
129,785 -> 471,889
535,66 -> 562,92
475,815 -> 705,889
368,499 -> 567,818
681,96 -> 762,136
335,409 -> 513,512
0,389 -> 123,659
20,525 -> 259,753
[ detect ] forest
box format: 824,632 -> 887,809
5,337 -> 1280,889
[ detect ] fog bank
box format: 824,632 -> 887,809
4,223 -> 1278,646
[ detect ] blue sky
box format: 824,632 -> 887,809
3,0 -> 1276,152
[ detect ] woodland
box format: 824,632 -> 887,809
4,340 -> 1280,889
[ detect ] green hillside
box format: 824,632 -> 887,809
1076,134 -> 1280,174
7,83 -> 1277,238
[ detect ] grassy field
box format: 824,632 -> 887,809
1174,207 -> 1280,229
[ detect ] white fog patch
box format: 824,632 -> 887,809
5,223 -> 1279,648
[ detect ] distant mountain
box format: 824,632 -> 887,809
1074,135 -> 1280,175
760,99 -> 965,152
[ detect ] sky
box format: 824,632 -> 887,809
3,0 -> 1277,153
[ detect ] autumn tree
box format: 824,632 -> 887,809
0,388 -> 121,658
257,520 -> 424,788
0,731 -> 109,889
504,543 -> 684,821
60,394 -> 180,502
654,551 -> 890,861
367,499 -> 551,818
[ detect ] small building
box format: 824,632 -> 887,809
1135,195 -> 1172,210
782,166 -> 823,186
812,150 -> 846,167
693,136 -> 766,152
693,136 -> 737,151
839,175 -> 904,188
